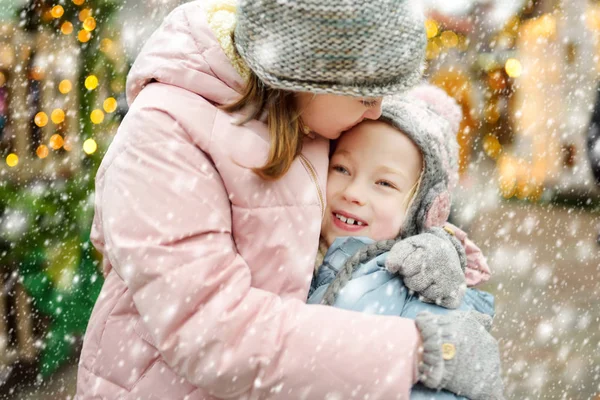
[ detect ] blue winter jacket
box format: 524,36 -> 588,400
308,237 -> 495,400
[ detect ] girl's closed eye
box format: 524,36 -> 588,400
360,99 -> 378,108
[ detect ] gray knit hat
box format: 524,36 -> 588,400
380,83 -> 462,237
234,0 -> 427,97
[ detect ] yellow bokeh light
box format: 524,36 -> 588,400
61,21 -> 73,35
505,58 -> 522,78
85,75 -> 99,90
35,112 -> 49,127
83,138 -> 98,155
533,14 -> 556,38
51,109 -> 65,124
0,72 -> 5,87
83,17 -> 96,32
36,145 -> 49,159
42,10 -> 53,22
440,31 -> 459,48
100,38 -> 113,53
50,134 -> 65,150
6,153 -> 18,167
425,19 -> 439,39
78,29 -> 91,43
90,109 -> 105,124
483,134 -> 502,159
72,0 -> 85,5
103,97 -> 118,113
63,141 -> 73,151
59,79 -> 72,94
51,5 -> 64,18
426,40 -> 440,60
79,8 -> 92,22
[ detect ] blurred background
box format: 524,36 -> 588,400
0,0 -> 598,398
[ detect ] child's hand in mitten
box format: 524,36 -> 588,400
415,310 -> 505,400
385,226 -> 467,309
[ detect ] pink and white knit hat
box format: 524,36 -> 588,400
380,83 -> 462,237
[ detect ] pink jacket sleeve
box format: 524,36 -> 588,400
98,106 -> 421,399
446,223 -> 492,287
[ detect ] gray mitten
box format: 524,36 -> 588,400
415,310 -> 505,400
385,226 -> 467,308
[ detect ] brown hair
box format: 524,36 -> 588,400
222,71 -> 305,181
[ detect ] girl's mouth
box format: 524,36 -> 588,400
331,211 -> 368,233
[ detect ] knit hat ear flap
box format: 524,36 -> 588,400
421,182 -> 452,230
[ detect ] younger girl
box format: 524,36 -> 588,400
309,84 -> 503,400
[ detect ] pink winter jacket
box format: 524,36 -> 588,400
76,2 -> 427,399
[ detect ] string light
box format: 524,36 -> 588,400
51,109 -> 65,125
6,153 -> 18,167
83,139 -> 97,155
483,134 -> 502,159
61,21 -> 73,35
426,41 -> 440,60
59,80 -> 72,94
79,8 -> 92,22
425,19 -> 438,39
35,112 -> 49,127
51,5 -> 64,19
505,58 -> 522,78
78,30 -> 91,43
85,75 -> 98,90
103,97 -> 117,113
50,134 -> 65,150
90,109 -> 104,124
440,31 -> 458,48
83,17 -> 96,32
36,145 -> 49,159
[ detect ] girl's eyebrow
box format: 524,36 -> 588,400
376,165 -> 410,182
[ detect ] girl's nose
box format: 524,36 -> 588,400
343,183 -> 366,206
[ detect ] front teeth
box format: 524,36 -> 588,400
335,214 -> 363,226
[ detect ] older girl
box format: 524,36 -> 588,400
76,1 -> 503,399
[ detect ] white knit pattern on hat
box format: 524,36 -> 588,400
234,0 -> 427,97
204,0 -> 251,80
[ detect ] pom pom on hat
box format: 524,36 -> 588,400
408,84 -> 462,134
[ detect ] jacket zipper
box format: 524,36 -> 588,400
299,154 -> 325,219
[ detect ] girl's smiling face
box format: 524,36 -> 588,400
321,120 -> 423,247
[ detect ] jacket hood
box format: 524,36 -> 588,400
126,1 -> 245,106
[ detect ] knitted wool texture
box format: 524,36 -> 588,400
204,0 -> 251,81
234,0 -> 427,97
380,84 -> 462,237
